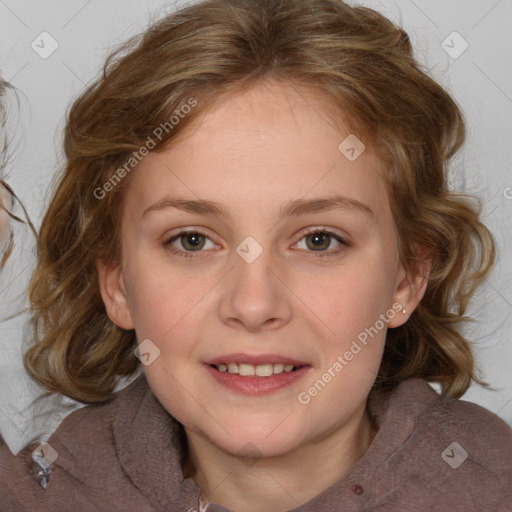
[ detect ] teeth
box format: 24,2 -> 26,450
239,363 -> 256,376
215,362 -> 300,377
273,363 -> 284,374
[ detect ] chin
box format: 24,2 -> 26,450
207,425 -> 307,461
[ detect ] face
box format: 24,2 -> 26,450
0,180 -> 12,254
98,80 -> 426,461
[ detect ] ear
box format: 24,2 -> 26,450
95,258 -> 135,330
387,245 -> 432,328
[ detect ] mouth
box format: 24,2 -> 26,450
203,354 -> 312,395
208,362 -> 306,377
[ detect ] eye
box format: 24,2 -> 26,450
293,228 -> 350,257
162,227 -> 350,260
163,229 -> 217,259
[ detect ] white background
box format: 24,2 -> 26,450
0,0 -> 511,452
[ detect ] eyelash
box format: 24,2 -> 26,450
162,227 -> 350,260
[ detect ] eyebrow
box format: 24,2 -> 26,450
141,194 -> 374,220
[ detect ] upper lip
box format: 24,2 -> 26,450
205,353 -> 310,367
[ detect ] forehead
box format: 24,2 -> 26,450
125,81 -> 390,221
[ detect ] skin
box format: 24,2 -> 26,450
0,179 -> 11,254
97,80 -> 430,512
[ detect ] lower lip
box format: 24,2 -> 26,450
203,364 -> 312,395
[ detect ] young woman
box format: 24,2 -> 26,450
1,1 -> 510,510
0,78 -> 14,267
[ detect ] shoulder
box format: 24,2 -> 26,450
0,375 -> 153,511
383,378 -> 512,510
47,373 -> 147,449
414,380 -> 512,463
383,377 -> 512,447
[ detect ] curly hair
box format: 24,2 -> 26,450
24,0 -> 495,404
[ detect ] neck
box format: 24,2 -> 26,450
186,402 -> 377,512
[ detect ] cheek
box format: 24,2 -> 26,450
123,250 -> 194,334
295,259 -> 394,336
289,259 -> 393,389
0,189 -> 11,244
0,214 -> 9,249
123,254 -> 214,404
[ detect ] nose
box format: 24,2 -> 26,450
218,240 -> 293,333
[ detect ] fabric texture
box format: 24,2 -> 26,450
1,373 -> 511,511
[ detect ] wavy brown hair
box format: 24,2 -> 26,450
24,0 -> 495,404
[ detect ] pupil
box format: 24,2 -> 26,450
185,233 -> 204,250
309,232 -> 328,250
189,234 -> 200,245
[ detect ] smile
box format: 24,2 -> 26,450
210,362 -> 303,377
204,363 -> 312,395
